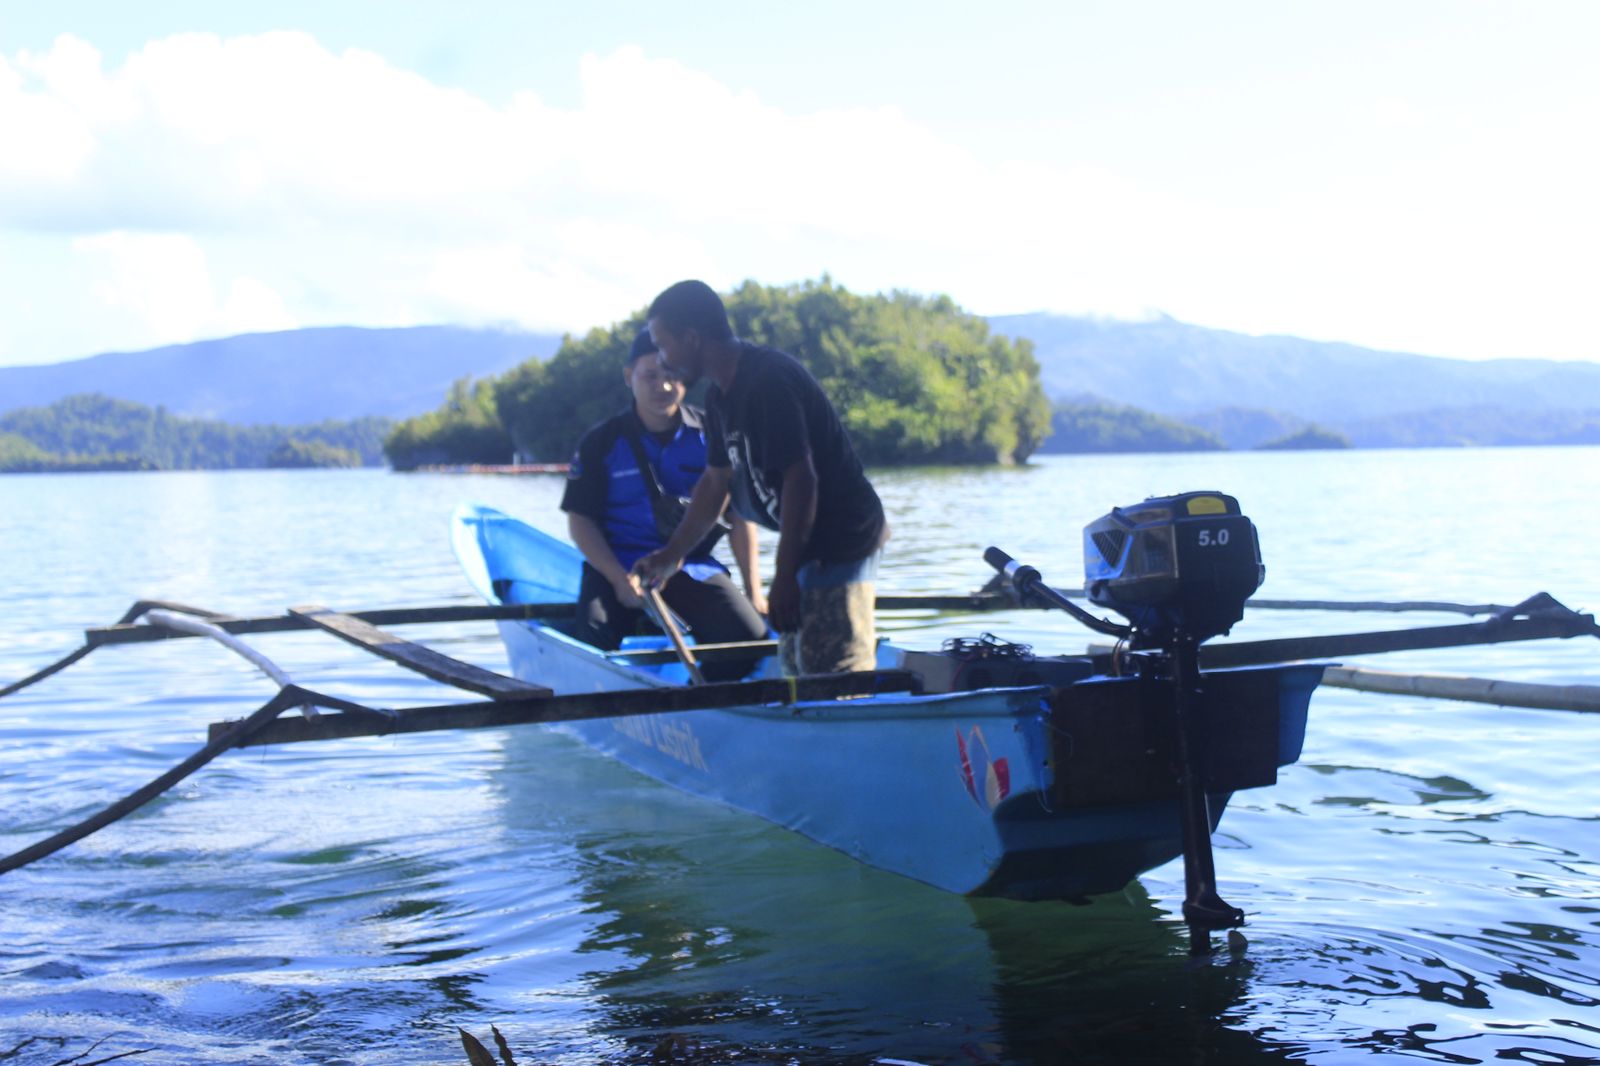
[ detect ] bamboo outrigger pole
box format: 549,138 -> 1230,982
7,595 -> 1599,713
9,590 -> 1572,700
1193,600 -> 1600,670
1321,665 -> 1600,714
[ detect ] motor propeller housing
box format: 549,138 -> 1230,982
1083,491 -> 1264,646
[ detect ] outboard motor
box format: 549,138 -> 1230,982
1083,491 -> 1263,648
987,490 -> 1266,956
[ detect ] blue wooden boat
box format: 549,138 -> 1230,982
451,502 -> 1324,948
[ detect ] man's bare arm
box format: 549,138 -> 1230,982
568,512 -> 642,607
728,513 -> 767,615
766,453 -> 818,632
633,465 -> 733,585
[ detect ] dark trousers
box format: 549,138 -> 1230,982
573,564 -> 768,681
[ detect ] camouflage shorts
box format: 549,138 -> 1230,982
778,580 -> 877,676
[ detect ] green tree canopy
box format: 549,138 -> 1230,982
487,278 -> 1052,467
1038,402 -> 1227,454
1256,426 -> 1351,450
494,324 -> 640,464
384,377 -> 511,470
266,439 -> 362,468
0,432 -> 49,465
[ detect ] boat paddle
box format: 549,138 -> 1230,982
643,586 -> 707,686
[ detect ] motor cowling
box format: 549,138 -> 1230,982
1082,490 -> 1263,646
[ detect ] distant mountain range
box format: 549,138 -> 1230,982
0,325 -> 560,424
4,315 -> 1600,448
988,312 -> 1600,427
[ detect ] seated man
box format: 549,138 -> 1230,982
561,327 -> 768,679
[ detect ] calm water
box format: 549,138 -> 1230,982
1,451 -> 1597,1065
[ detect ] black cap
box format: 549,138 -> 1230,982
626,327 -> 657,365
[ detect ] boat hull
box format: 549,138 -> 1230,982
454,504 -> 1322,900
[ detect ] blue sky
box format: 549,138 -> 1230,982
2,1 -> 1596,367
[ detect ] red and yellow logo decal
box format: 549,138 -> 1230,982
956,726 -> 1011,810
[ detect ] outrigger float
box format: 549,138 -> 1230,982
3,491 -> 1597,956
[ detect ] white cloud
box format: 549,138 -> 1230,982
1,31 -> 1596,365
219,276 -> 297,336
0,49 -> 98,187
1361,96 -> 1430,130
72,231 -> 296,345
0,36 -> 1164,254
73,232 -> 217,341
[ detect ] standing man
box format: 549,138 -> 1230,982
562,327 -> 768,680
633,281 -> 888,675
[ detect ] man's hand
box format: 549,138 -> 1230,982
767,571 -> 801,633
746,584 -> 769,617
632,548 -> 683,589
767,454 -> 817,636
610,571 -> 645,609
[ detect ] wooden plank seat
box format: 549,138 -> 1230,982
289,605 -> 551,700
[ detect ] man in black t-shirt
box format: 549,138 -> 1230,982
633,281 -> 888,675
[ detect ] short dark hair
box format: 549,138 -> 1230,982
625,326 -> 657,365
648,280 -> 733,342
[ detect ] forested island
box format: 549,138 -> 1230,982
0,394 -> 386,473
385,279 -> 1053,470
1038,402 -> 1353,452
1040,402 -> 1226,453
1256,426 -> 1351,450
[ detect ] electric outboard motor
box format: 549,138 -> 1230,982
986,490 -> 1267,956
1083,490 -> 1263,647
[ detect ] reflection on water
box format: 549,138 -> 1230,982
1,456 -> 1598,1062
493,727 -> 1309,1065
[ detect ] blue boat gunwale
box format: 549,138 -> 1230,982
499,597 -> 1055,722
489,585 -> 1036,717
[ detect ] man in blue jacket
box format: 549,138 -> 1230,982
561,328 -> 767,678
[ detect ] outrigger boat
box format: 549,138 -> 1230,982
6,490 -> 1596,957
451,492 -> 1326,954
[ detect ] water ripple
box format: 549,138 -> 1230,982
1,460 -> 1598,1062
